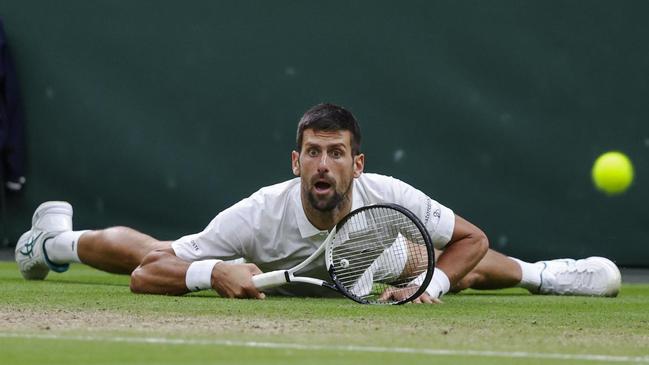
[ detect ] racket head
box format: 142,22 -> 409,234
325,204 -> 435,304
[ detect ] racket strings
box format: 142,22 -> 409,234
333,240 -> 426,286
328,206 -> 430,304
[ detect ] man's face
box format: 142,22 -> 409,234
292,129 -> 364,212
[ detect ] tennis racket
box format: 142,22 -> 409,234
252,203 -> 435,304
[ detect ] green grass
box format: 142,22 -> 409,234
1,262 -> 648,365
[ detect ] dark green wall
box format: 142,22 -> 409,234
2,1 -> 647,266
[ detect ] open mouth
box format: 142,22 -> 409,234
314,181 -> 332,193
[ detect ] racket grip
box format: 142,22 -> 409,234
252,270 -> 289,290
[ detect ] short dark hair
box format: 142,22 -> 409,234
296,103 -> 362,155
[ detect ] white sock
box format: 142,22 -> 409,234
510,257 -> 543,291
45,230 -> 89,264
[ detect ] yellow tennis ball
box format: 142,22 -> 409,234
591,151 -> 634,195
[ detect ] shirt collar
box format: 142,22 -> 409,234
293,179 -> 363,239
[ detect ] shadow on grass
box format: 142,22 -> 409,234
450,289 -> 532,297
48,279 -> 130,288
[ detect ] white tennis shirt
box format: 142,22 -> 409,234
171,173 -> 455,296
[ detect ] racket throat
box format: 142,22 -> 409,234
321,282 -> 337,291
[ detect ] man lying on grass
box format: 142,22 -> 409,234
16,103 -> 621,303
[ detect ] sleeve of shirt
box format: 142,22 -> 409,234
362,174 -> 455,249
171,198 -> 255,262
410,193 -> 455,250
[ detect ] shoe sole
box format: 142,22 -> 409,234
15,201 -> 73,280
15,231 -> 50,280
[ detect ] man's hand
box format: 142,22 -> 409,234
411,291 -> 443,304
378,286 -> 443,304
211,263 -> 266,299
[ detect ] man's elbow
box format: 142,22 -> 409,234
128,250 -> 169,295
129,266 -> 148,294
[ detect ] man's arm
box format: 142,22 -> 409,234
435,214 -> 489,286
129,247 -> 265,299
380,214 -> 489,304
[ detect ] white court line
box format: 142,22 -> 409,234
1,332 -> 648,363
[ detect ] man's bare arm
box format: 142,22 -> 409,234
436,214 -> 489,286
130,247 -> 265,299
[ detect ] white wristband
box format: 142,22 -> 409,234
410,267 -> 451,299
185,259 -> 222,292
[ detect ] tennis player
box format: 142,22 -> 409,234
15,103 -> 621,303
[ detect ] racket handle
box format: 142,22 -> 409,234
252,270 -> 289,290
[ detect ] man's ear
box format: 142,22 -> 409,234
353,153 -> 365,178
291,151 -> 300,176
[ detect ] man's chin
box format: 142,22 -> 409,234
308,193 -> 340,212
312,201 -> 337,212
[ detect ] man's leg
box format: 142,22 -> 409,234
450,249 -> 523,291
62,227 -> 169,274
16,201 -> 168,279
447,248 -> 621,297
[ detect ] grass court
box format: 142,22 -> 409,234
1,262 -> 648,364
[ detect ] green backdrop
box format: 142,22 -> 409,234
1,1 -> 647,266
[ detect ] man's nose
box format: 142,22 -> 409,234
317,154 -> 329,173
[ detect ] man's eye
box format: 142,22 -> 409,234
330,150 -> 343,158
308,149 -> 319,157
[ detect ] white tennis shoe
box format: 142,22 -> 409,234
15,201 -> 73,280
534,257 -> 621,297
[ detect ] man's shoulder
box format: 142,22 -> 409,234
355,172 -> 425,205
225,177 -> 299,219
354,173 -> 401,203
256,177 -> 300,194
357,172 -> 401,187
247,177 -> 300,204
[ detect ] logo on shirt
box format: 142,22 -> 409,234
191,240 -> 200,252
423,199 -> 432,224
433,209 -> 440,219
